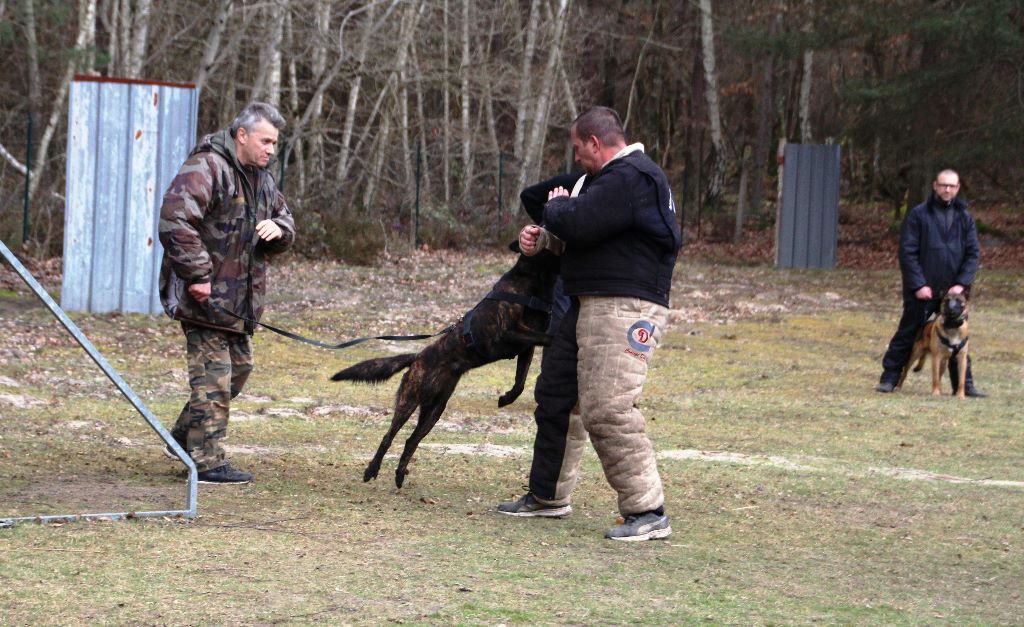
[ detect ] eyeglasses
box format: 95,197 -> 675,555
935,183 -> 959,189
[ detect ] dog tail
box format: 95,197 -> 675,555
331,353 -> 417,384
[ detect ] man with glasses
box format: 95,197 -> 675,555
875,169 -> 985,397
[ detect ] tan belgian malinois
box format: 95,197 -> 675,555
896,291 -> 970,398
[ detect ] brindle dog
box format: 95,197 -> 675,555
896,291 -> 970,398
331,246 -> 559,487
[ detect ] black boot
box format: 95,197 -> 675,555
948,357 -> 986,398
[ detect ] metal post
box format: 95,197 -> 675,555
23,116 -> 33,244
414,139 -> 421,248
0,238 -> 197,526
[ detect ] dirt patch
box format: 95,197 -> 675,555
2,479 -> 182,518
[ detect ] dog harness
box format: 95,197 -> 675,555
460,290 -> 552,352
939,333 -> 967,356
938,313 -> 968,356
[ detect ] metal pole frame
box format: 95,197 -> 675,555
0,239 -> 197,527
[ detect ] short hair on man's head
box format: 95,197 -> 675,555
230,102 -> 286,135
572,106 -> 626,146
936,168 -> 960,183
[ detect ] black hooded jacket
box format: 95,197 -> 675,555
898,193 -> 980,300
542,150 -> 681,307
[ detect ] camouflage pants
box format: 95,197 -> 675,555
171,323 -> 253,472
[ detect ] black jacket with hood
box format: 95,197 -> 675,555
898,193 -> 980,301
542,149 -> 681,307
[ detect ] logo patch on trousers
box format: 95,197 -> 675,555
626,320 -> 655,352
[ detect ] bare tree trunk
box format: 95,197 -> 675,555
363,0 -> 419,212
410,34 -> 431,203
459,0 -> 473,209
0,141 -> 28,175
306,0 -> 330,191
117,0 -> 130,75
284,9 -> 303,196
799,49 -> 814,143
336,1 -> 396,184
99,0 -> 118,73
192,1 -> 233,99
441,0 -> 451,204
127,0 -> 151,78
82,0 -> 96,71
557,55 -> 578,121
20,0 -> 43,127
28,0 -> 96,201
399,2 -> 426,208
750,12 -> 780,220
253,0 -> 285,106
517,0 -> 570,194
699,0 -> 726,201
513,0 -> 541,163
623,7 -> 657,134
363,108 -> 392,214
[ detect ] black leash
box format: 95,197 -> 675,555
210,302 -> 454,350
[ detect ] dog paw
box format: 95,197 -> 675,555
363,466 -> 379,482
498,390 -> 522,407
395,470 -> 406,488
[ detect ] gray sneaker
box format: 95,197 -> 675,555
497,493 -> 572,518
605,512 -> 672,541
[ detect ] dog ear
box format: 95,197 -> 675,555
508,239 -> 521,254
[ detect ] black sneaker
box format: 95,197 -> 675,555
497,493 -> 572,518
197,463 -> 252,485
875,381 -> 896,393
162,432 -> 189,460
605,511 -> 672,541
964,386 -> 988,398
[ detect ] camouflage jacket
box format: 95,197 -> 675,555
158,130 -> 295,335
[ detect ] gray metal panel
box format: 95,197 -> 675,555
122,84 -> 160,313
90,82 -> 130,313
822,147 -> 840,267
62,81 -> 99,311
776,145 -> 801,267
806,147 -> 825,267
776,143 -> 841,269
62,78 -> 197,314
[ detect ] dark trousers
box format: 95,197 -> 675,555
880,298 -> 975,392
529,298 -> 579,500
546,277 -> 571,335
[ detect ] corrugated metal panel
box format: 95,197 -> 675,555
61,77 -> 198,314
775,143 -> 841,269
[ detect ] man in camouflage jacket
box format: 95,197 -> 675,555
158,102 -> 295,484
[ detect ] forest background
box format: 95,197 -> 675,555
1,0 -> 1023,263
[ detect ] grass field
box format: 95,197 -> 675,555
1,252 -> 1022,625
